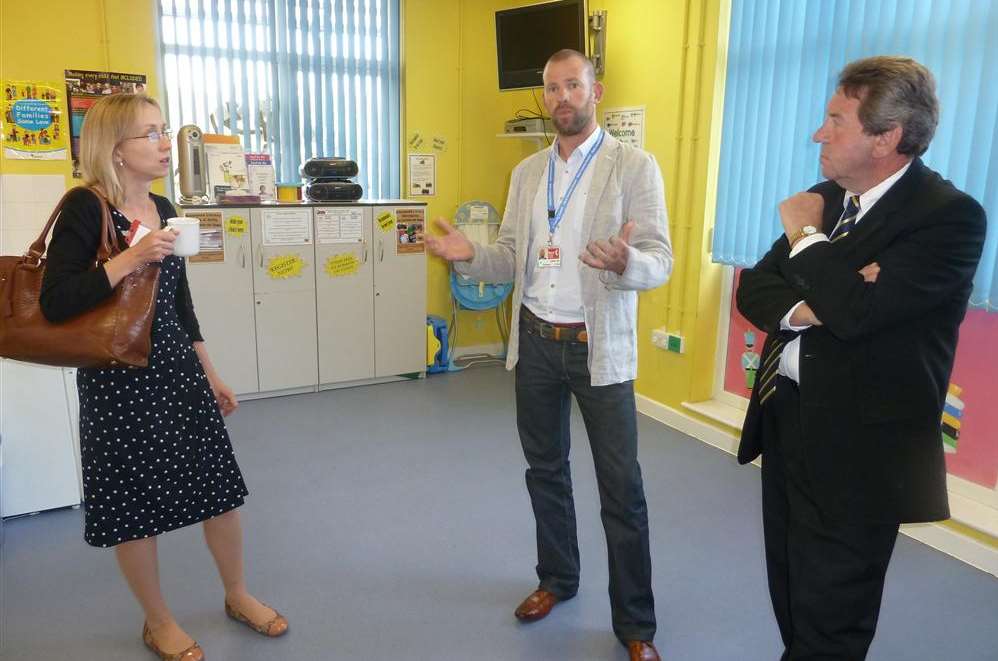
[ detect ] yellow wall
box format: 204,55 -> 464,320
0,0 -> 162,193
405,0 -> 542,347
590,0 -> 725,409
406,0 -> 727,411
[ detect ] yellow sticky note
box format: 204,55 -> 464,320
225,215 -> 247,236
267,254 -> 305,279
325,253 -> 360,278
377,211 -> 396,233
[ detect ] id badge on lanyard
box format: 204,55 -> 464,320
541,129 -> 605,271
537,244 -> 561,269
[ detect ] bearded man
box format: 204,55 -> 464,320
427,48 -> 672,661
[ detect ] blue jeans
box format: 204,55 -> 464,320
515,321 -> 656,642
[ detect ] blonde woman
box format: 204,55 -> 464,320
40,94 -> 287,660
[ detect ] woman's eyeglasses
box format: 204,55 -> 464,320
124,128 -> 173,143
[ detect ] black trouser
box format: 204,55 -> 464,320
514,322 -> 656,642
762,376 -> 899,660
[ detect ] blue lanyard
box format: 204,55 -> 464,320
547,128 -> 605,240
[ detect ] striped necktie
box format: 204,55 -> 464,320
829,194 -> 860,242
756,195 -> 860,405
756,334 -> 790,406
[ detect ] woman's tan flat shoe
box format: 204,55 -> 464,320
224,600 -> 289,637
142,622 -> 204,661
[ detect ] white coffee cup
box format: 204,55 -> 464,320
167,217 -> 200,257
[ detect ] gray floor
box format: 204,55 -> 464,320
2,365 -> 997,660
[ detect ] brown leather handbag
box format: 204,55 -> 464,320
0,187 -> 160,368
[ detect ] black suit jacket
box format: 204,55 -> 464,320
736,159 -> 986,524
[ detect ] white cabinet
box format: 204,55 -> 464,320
0,174 -> 83,517
0,362 -> 82,517
371,205 -> 427,377
250,208 -> 319,391
182,202 -> 426,398
182,208 -> 259,395
314,208 -> 375,384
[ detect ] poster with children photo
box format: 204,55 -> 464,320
64,69 -> 146,176
396,208 -> 425,255
2,80 -> 68,160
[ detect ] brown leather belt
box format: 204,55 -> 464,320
520,306 -> 588,343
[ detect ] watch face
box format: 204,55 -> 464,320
804,226 -> 817,235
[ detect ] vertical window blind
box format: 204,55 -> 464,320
711,0 -> 998,311
159,0 -> 400,197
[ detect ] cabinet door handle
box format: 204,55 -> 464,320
239,243 -> 246,268
363,241 -> 368,263
258,244 -> 263,267
379,239 -> 384,262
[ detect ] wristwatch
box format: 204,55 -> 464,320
789,225 -> 818,246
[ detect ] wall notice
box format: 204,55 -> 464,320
377,211 -> 396,233
64,69 -> 146,176
225,215 -> 247,236
408,153 -> 436,196
2,80 -> 68,160
396,207 -> 425,255
316,208 -> 363,244
263,209 -> 312,246
603,106 -> 645,149
325,253 -> 361,277
267,254 -> 306,279
186,211 -> 224,263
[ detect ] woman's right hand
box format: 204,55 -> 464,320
104,229 -> 176,288
130,228 -> 177,263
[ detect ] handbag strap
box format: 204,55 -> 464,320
24,186 -> 119,266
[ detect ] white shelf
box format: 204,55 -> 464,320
496,132 -> 549,138
496,132 -> 551,145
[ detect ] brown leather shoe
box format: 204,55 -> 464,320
513,589 -> 559,622
626,640 -> 661,661
142,622 -> 204,661
225,600 -> 289,637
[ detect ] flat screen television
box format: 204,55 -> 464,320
495,0 -> 587,90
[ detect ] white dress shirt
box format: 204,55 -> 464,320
778,161 -> 912,383
522,126 -> 603,323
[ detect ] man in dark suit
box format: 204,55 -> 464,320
736,56 -> 986,660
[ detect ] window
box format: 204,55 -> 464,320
710,0 -> 998,311
704,0 -> 998,529
159,0 -> 401,197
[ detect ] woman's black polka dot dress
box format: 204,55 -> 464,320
77,202 -> 248,548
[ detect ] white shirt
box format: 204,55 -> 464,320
522,126 -> 603,323
778,161 -> 912,383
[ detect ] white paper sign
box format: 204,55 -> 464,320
408,153 -> 436,196
263,209 -> 313,245
603,106 -> 645,149
469,204 -> 490,223
315,208 -> 364,244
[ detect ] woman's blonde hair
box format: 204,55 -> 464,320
79,94 -> 162,207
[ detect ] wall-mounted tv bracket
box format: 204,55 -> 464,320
589,10 -> 607,76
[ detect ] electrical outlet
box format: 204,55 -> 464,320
651,328 -> 685,353
666,333 -> 685,354
651,328 -> 670,351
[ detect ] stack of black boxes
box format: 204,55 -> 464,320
301,157 -> 364,202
